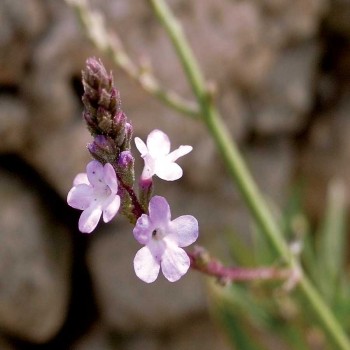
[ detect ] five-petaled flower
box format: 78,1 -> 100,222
135,129 -> 192,181
133,196 -> 199,283
67,160 -> 120,233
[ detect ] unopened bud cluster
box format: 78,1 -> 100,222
82,57 -> 135,216
82,57 -> 132,154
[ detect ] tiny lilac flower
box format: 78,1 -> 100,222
67,160 -> 120,233
135,129 -> 192,181
133,196 -> 199,283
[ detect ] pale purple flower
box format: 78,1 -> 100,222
133,196 -> 199,283
67,160 -> 120,233
135,129 -> 192,181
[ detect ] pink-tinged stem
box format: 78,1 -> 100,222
116,174 -> 145,220
138,177 -> 153,212
188,247 -> 291,283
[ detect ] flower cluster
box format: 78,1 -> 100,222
67,58 -> 198,283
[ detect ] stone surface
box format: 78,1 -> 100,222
166,316 -> 231,350
0,0 -> 46,84
300,90 -> 350,219
22,122 -> 92,198
0,169 -> 72,343
326,0 -> 350,37
0,336 -> 15,350
0,96 -> 28,153
251,43 -> 321,135
72,324 -> 115,350
246,138 -> 296,206
0,0 -> 348,348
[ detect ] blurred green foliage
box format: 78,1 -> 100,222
211,179 -> 349,350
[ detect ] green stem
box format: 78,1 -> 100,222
149,0 -> 290,263
67,0 -> 199,118
149,0 -> 350,349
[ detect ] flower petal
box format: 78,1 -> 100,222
134,137 -> 148,157
134,246 -> 160,283
133,214 -> 153,244
73,173 -> 89,186
149,196 -> 171,227
161,244 -> 190,282
141,154 -> 156,180
67,184 -> 93,210
102,195 -> 120,223
147,129 -> 170,157
78,205 -> 102,233
103,163 -> 118,193
86,160 -> 105,188
155,161 -> 183,181
168,215 -> 199,247
167,145 -> 192,162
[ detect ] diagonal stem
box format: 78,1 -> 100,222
66,0 -> 199,118
188,248 -> 291,283
148,0 -> 350,349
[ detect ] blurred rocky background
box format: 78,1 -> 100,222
0,0 -> 349,349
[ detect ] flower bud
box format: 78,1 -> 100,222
88,135 -> 118,163
118,150 -> 134,168
116,150 -> 135,187
82,57 -> 132,149
82,57 -> 121,136
121,122 -> 133,151
113,111 -> 127,146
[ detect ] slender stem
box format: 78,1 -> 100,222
149,0 -> 290,263
188,249 -> 291,283
149,0 -> 350,349
115,173 -> 145,223
66,0 -> 199,118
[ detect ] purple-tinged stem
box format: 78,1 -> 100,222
138,177 -> 153,212
188,247 -> 291,283
116,174 -> 145,221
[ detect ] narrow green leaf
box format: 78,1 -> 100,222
316,179 -> 348,302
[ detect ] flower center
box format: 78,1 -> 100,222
94,185 -> 112,201
152,228 -> 165,241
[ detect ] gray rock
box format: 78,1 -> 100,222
246,138 -> 295,206
73,324 -> 162,350
72,324 -> 115,350
0,336 -> 15,350
326,0 -> 350,37
22,123 -> 92,198
0,169 -> 72,342
0,0 -> 46,84
120,333 -> 161,350
166,316 -> 231,350
0,97 -> 28,153
259,0 -> 328,44
300,91 -> 350,219
252,43 -> 320,135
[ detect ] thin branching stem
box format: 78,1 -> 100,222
148,0 -> 350,349
65,0 -> 199,118
188,248 -> 292,283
